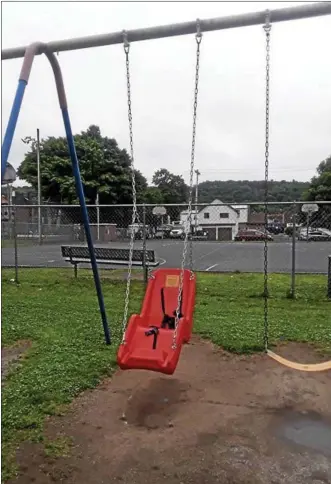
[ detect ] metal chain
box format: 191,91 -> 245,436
188,26 -> 202,273
172,22 -> 202,349
121,31 -> 139,342
263,12 -> 271,352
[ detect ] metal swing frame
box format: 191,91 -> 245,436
2,3 -> 331,61
261,14 -> 331,373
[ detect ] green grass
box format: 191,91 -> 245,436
1,269 -> 331,481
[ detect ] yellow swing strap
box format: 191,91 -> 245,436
267,350 -> 331,372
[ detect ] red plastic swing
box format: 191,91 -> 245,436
117,268 -> 196,375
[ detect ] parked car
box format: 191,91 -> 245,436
191,230 -> 208,241
235,229 -> 273,242
169,227 -> 186,239
169,226 -> 193,240
154,229 -> 165,239
266,223 -> 284,234
127,224 -> 151,240
154,225 -> 172,239
298,229 -> 331,241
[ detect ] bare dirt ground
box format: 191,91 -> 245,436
1,341 -> 31,382
9,337 -> 331,484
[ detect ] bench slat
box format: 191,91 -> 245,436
63,257 -> 159,267
61,245 -> 157,265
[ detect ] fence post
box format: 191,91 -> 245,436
290,202 -> 297,298
7,184 -> 13,240
328,255 -> 331,299
13,206 -> 19,284
142,204 -> 148,286
39,205 -> 44,246
37,129 -> 43,246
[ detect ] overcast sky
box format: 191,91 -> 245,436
2,1 -> 331,186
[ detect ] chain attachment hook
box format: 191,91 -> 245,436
196,18 -> 202,43
122,30 -> 130,54
263,10 -> 272,33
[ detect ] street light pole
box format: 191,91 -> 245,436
194,169 -> 200,233
36,128 -> 42,245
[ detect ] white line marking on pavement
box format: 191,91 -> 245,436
161,242 -> 179,247
48,260 -> 55,263
205,264 -> 218,272
193,245 -> 222,264
159,258 -> 166,266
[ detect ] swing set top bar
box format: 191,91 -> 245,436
2,2 -> 331,60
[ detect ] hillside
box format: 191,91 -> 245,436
197,180 -> 310,204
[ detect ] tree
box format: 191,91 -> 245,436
18,125 -> 147,205
197,179 -> 310,204
304,155 -> 331,201
142,187 -> 165,204
152,169 -> 188,204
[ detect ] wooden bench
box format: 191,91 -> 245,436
61,245 -> 159,277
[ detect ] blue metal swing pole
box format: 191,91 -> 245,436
61,108 -> 111,344
3,43 -> 111,345
1,80 -> 27,179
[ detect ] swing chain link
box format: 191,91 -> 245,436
263,12 -> 271,352
172,22 -> 202,349
121,31 -> 140,343
188,19 -> 202,273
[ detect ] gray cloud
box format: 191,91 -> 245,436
2,1 -> 331,186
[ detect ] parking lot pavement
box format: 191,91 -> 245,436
2,239 -> 330,274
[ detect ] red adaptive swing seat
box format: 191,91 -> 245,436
117,268 -> 196,375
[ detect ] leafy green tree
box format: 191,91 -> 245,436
18,125 -> 147,204
304,155 -> 331,201
142,187 -> 165,204
152,169 -> 187,204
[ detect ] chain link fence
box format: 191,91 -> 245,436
2,201 -> 331,292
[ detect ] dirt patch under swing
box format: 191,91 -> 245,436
7,337 -> 331,484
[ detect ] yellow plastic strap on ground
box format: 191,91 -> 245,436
267,350 -> 331,372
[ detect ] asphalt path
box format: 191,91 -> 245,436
2,239 -> 331,273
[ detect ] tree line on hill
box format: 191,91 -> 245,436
17,125 -> 331,207
197,180 -> 311,205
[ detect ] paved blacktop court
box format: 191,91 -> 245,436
2,239 -> 331,273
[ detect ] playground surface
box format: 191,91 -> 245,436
8,338 -> 331,484
2,269 -> 331,483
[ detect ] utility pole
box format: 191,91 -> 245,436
194,169 -> 200,233
22,129 -> 42,244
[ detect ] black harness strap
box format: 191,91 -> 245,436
160,288 -> 184,330
161,287 -> 166,315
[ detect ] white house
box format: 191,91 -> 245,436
196,199 -> 239,240
231,204 -> 250,228
179,209 -> 198,232
179,200 -> 248,240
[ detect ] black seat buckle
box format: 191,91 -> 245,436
145,326 -> 159,349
